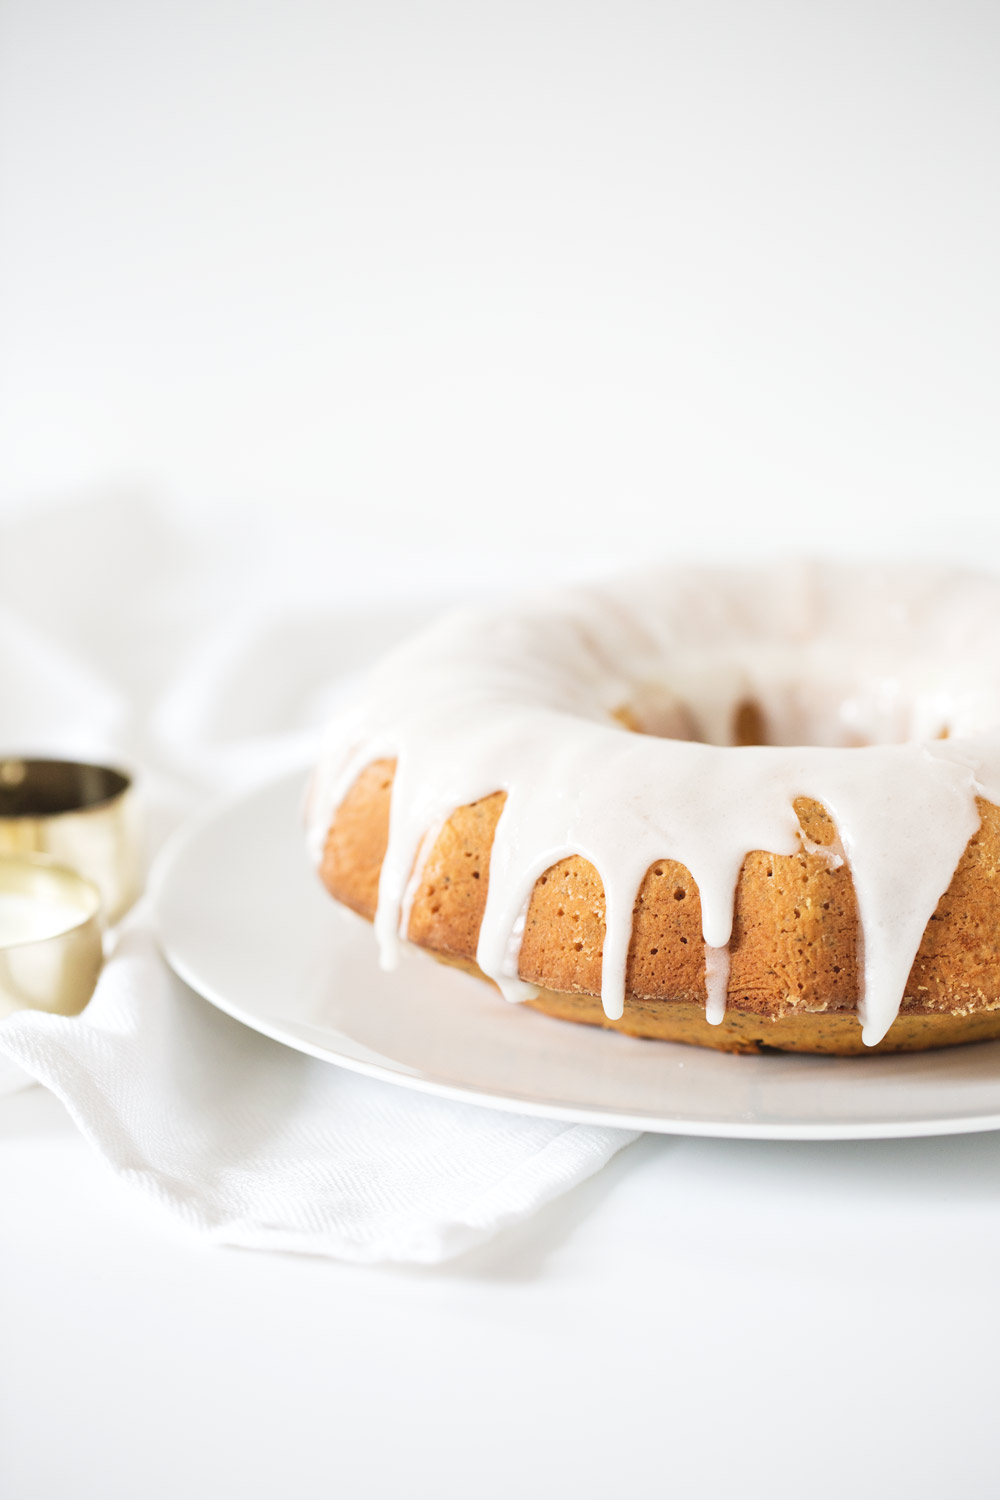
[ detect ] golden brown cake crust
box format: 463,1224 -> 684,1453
319,758 -> 1000,1054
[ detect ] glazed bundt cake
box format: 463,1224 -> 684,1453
306,563 -> 1000,1055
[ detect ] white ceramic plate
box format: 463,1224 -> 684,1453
151,770 -> 1000,1140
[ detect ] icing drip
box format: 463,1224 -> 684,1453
704,946 -> 731,1026
490,895 -> 539,1005
397,820 -> 444,955
307,564 -> 1000,1047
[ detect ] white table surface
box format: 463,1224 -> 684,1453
4,1076 -> 999,1500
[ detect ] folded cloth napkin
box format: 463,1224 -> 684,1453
0,919 -> 634,1263
0,499 -> 637,1263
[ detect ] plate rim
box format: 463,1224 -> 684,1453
150,768 -> 1000,1142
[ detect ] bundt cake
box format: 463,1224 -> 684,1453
306,563 -> 1000,1055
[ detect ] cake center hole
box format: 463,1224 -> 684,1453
618,679 -> 953,749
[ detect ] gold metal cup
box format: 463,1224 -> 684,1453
0,758 -> 140,924
0,854 -> 103,1018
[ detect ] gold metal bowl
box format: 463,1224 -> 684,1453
0,758 -> 140,923
0,854 -> 104,1018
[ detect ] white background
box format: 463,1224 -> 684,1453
2,0 -> 1000,588
2,2 -> 1000,1496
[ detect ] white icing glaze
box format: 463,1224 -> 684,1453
0,894 -> 84,947
704,947 -> 731,1027
306,563 -> 1000,1046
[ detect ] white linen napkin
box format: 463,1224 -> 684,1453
0,920 -> 633,1263
0,499 -> 638,1262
